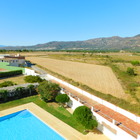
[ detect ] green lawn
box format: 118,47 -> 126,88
0,62 -> 25,73
0,95 -> 86,134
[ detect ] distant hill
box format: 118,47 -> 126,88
1,35 -> 140,51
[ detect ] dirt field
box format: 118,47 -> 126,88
27,57 -> 125,98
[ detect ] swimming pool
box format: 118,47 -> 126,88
0,110 -> 65,140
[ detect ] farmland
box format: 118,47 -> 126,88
27,57 -> 125,98
25,52 -> 140,104
1,51 -> 140,114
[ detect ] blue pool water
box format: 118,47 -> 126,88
0,110 -> 65,140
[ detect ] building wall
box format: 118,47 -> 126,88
0,59 -> 25,67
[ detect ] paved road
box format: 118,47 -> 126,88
31,65 -> 47,75
31,65 -> 51,80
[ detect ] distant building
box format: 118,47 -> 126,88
0,54 -> 26,67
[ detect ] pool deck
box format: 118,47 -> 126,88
0,102 -> 109,140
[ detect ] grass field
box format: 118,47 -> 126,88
0,75 -> 25,84
0,62 -> 25,73
27,57 -> 125,98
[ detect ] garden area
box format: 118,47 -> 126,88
0,76 -> 98,134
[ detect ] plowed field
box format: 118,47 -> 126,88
27,57 -> 125,98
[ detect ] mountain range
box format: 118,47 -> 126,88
1,34 -> 140,51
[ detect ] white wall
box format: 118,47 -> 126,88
65,93 -> 137,140
47,74 -> 140,124
67,96 -> 83,110
24,68 -> 39,76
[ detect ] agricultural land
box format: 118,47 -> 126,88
22,51 -> 140,115
1,51 -> 140,115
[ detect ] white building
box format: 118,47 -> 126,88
0,54 -> 26,67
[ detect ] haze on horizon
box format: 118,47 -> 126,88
0,0 -> 140,46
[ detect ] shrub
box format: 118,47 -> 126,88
131,61 -> 140,66
0,81 -> 16,88
0,85 -> 38,103
55,94 -> 70,106
73,106 -> 98,130
24,75 -> 43,83
0,70 -> 22,78
38,81 -> 61,102
15,87 -> 25,98
27,84 -> 36,95
0,90 -> 8,102
126,67 -> 135,76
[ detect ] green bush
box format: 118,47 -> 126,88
73,106 -> 98,130
126,67 -> 135,76
15,87 -> 25,99
0,90 -> 8,102
131,61 -> 140,66
0,81 -> 16,88
24,75 -> 43,83
0,70 -> 22,78
38,81 -> 61,102
55,94 -> 70,106
0,84 -> 38,103
27,84 -> 36,95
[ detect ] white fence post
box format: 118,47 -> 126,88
112,119 -> 116,125
78,98 -> 80,102
91,106 -> 94,112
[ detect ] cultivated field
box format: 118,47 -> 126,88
27,57 -> 125,98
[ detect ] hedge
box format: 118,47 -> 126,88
0,70 -> 22,78
24,75 -> 43,83
0,81 -> 16,88
0,84 -> 38,103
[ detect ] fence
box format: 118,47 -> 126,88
61,87 -> 139,140
47,74 -> 140,123
24,68 -> 39,76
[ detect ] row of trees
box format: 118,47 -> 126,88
0,84 -> 37,103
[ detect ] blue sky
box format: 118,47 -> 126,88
0,0 -> 140,46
